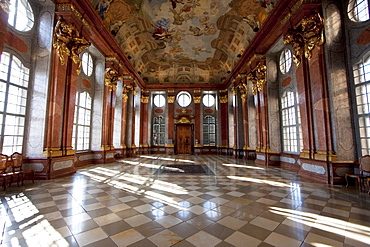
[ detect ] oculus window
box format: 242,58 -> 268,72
177,91 -> 192,107
153,94 -> 166,108
8,0 -> 34,32
279,49 -> 292,74
348,0 -> 370,22
82,53 -> 93,76
203,94 -> 215,107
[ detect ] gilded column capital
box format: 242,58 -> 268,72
194,96 -> 201,104
168,96 -> 175,103
220,95 -> 228,104
104,67 -> 122,91
141,96 -> 149,103
247,62 -> 266,95
0,0 -> 10,13
283,12 -> 325,66
53,17 -> 91,74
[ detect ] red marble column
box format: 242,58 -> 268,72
219,90 -> 229,150
233,88 -> 238,151
139,91 -> 150,153
44,14 -> 89,157
241,92 -> 249,150
309,46 -> 336,161
131,88 -> 136,152
166,91 -> 175,154
193,90 -> 202,147
296,58 -> 315,159
121,77 -> 133,149
101,65 -> 118,151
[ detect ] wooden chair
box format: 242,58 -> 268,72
0,154 -> 9,190
345,155 -> 370,191
9,152 -> 24,187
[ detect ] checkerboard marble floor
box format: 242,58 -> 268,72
1,155 -> 370,247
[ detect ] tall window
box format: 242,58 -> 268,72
153,116 -> 165,146
72,91 -> 92,151
203,115 -> 216,146
348,0 -> 370,22
281,91 -> 302,153
0,52 -> 30,154
354,56 -> 370,155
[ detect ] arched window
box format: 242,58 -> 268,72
353,56 -> 370,155
203,115 -> 216,146
0,52 -> 30,154
8,0 -> 35,32
72,91 -> 92,151
153,116 -> 165,146
348,0 -> 370,22
281,91 -> 302,153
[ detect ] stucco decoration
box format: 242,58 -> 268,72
302,163 -> 326,174
91,0 -> 277,84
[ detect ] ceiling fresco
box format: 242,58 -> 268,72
90,0 -> 277,85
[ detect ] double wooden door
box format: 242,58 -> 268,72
175,124 -> 193,154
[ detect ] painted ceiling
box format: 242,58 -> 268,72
90,0 -> 277,85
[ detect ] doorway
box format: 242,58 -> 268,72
175,124 -> 193,154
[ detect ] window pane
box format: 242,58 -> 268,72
8,0 -> 35,32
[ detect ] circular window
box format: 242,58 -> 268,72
177,91 -> 192,107
82,53 -> 93,76
153,95 -> 166,107
203,94 -> 215,107
348,0 -> 370,22
279,49 -> 292,74
8,0 -> 34,32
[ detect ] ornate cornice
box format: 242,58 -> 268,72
283,12 -> 325,66
55,4 -> 91,30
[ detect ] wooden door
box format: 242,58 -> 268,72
176,124 -> 193,154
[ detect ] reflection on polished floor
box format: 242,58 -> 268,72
1,154 -> 370,247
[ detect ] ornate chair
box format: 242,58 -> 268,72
345,155 -> 370,192
0,154 -> 9,190
9,152 -> 24,186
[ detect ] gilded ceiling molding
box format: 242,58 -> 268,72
55,4 -> 91,30
0,0 -> 10,13
283,12 -> 325,66
247,54 -> 266,67
281,0 -> 322,25
104,67 -> 122,91
247,62 -> 267,95
106,57 -> 123,68
53,18 -> 91,74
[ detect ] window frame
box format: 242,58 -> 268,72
280,90 -> 302,154
0,52 -> 30,154
279,48 -> 292,75
176,91 -> 192,108
203,115 -> 216,146
8,0 -> 35,32
347,0 -> 370,22
152,115 -> 165,146
72,91 -> 93,151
